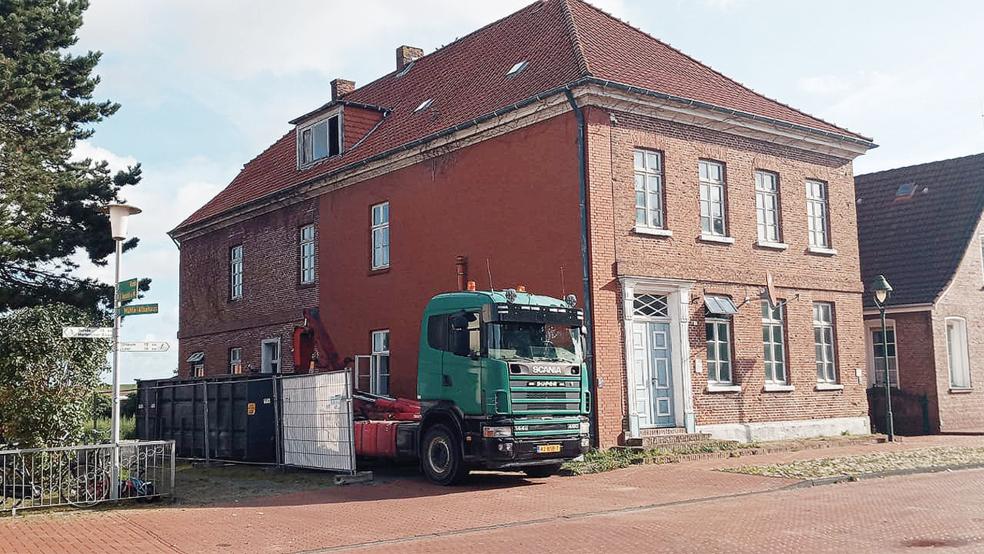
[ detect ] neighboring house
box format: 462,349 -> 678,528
169,0 -> 876,447
856,154 -> 984,435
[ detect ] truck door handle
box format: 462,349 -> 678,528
442,375 -> 453,387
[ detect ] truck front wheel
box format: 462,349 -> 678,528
421,424 -> 467,485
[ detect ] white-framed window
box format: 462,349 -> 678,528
806,180 -> 830,248
230,245 -> 243,300
192,364 -> 204,378
633,293 -> 669,318
699,160 -> 727,236
755,171 -> 781,243
946,317 -> 971,389
261,338 -> 280,374
634,150 -> 665,229
299,224 -> 316,284
298,113 -> 342,165
706,319 -> 733,384
371,202 -> 390,270
814,302 -> 838,383
229,347 -> 242,375
371,330 -> 390,395
870,325 -> 898,387
762,300 -> 787,384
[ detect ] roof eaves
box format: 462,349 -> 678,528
584,77 -> 878,149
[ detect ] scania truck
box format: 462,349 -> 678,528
351,285 -> 592,484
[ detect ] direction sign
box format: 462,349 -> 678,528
118,278 -> 139,302
118,341 -> 170,353
62,327 -> 113,339
119,303 -> 158,317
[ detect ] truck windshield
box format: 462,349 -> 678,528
486,322 -> 582,363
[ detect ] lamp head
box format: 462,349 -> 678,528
101,203 -> 142,240
870,274 -> 893,305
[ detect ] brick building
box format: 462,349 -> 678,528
856,154 -> 984,435
170,0 -> 876,446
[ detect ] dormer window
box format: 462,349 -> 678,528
299,112 -> 342,165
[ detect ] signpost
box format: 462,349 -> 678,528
62,327 -> 113,339
119,303 -> 159,317
118,278 -> 139,302
118,341 -> 170,353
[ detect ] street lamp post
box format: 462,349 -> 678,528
103,203 -> 141,500
871,274 -> 894,442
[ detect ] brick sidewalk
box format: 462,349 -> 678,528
1,435 -> 981,553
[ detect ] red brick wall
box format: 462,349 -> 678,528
177,199 -> 319,376
317,112 -> 583,399
583,106 -> 869,446
933,214 -> 984,432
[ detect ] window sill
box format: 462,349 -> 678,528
297,281 -> 317,289
368,266 -> 391,276
764,384 -> 795,392
949,387 -> 974,394
808,246 -> 838,256
815,383 -> 844,391
634,226 -> 673,238
706,384 -> 741,393
756,241 -> 788,251
699,234 -> 735,245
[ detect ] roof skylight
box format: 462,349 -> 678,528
506,60 -> 529,77
414,98 -> 433,112
895,182 -> 917,198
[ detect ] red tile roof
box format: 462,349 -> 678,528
856,153 -> 984,307
174,0 -> 870,233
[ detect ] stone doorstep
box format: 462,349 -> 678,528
623,433 -> 713,448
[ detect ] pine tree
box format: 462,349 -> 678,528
0,0 -> 145,314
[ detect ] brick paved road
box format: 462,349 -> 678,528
2,437 -> 982,553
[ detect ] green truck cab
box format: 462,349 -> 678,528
415,289 -> 592,484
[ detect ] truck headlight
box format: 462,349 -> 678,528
579,420 -> 591,434
483,426 -> 513,438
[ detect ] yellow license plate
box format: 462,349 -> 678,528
537,444 -> 561,454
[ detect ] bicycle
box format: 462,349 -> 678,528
59,447 -> 112,508
0,441 -> 42,510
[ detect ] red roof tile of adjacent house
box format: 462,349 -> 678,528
173,0 -> 870,234
856,153 -> 984,307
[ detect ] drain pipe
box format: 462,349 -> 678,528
564,88 -> 600,448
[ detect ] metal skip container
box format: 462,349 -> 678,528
136,375 -> 277,463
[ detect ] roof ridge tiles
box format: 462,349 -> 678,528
559,0 -> 592,77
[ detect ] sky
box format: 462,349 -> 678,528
70,0 -> 984,383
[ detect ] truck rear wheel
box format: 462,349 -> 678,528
524,463 -> 563,478
421,424 -> 467,486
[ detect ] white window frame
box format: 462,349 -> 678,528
755,170 -> 782,244
261,338 -> 280,374
230,244 -> 243,300
706,318 -> 733,384
229,347 -> 242,375
192,364 -> 204,378
299,223 -> 316,284
814,302 -> 838,383
762,300 -> 787,385
297,111 -> 343,166
868,322 -> 898,387
634,150 -> 665,230
946,317 -> 971,389
806,180 -> 830,248
699,160 -> 727,237
371,330 -> 390,396
371,202 -> 390,270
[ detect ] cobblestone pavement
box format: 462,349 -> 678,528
0,435 -> 981,553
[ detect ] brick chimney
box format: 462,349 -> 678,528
396,45 -> 423,71
331,78 -> 355,100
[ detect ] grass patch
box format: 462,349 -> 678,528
721,446 -> 984,479
84,415 -> 136,443
563,440 -> 756,475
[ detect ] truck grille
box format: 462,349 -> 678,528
513,402 -> 570,411
511,391 -> 581,401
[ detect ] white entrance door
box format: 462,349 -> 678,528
261,339 -> 280,374
630,322 -> 675,428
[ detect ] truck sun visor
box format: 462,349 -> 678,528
484,303 -> 584,326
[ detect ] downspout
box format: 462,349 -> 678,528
564,88 -> 600,448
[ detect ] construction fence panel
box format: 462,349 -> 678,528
279,371 -> 356,473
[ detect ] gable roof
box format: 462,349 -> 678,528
173,0 -> 871,235
855,153 -> 984,308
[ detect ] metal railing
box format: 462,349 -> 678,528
0,440 -> 174,515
